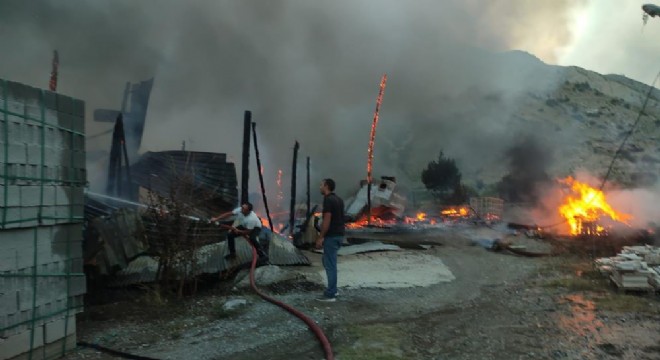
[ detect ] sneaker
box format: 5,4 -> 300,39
224,253 -> 237,260
315,296 -> 336,302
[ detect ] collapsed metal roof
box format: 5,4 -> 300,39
107,232 -> 310,287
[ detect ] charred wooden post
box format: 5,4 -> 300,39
289,141 -> 300,236
252,122 -> 274,232
241,111 -> 251,204
121,125 -> 131,197
306,156 -> 311,218
106,113 -> 131,197
366,74 -> 388,225
106,117 -> 119,195
367,181 -> 371,224
121,82 -> 130,113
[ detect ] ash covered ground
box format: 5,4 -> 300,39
65,226 -> 660,360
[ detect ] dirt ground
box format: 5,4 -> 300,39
64,227 -> 660,360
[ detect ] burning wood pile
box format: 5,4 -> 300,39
596,245 -> 660,292
557,177 -> 631,237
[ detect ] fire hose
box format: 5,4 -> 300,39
243,237 -> 335,360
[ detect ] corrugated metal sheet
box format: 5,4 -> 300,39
107,231 -> 310,287
87,208 -> 148,274
337,242 -> 401,256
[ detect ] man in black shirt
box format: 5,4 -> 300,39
315,178 -> 345,302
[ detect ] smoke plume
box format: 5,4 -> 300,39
0,0 -> 584,202
497,136 -> 554,205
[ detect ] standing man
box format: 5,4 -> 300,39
211,202 -> 267,263
315,178 -> 345,302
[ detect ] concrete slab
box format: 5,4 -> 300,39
308,251 -> 455,289
311,241 -> 402,256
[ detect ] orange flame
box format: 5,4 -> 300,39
347,211 -> 437,229
441,206 -> 469,217
558,177 -> 632,235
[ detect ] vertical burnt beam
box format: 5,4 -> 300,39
252,122 -> 274,232
241,111 -> 251,204
106,114 -> 123,195
119,116 -> 132,199
367,181 -> 371,224
120,82 -> 130,113
115,116 -> 124,196
289,141 -> 300,236
306,156 -> 311,218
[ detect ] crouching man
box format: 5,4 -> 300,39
212,202 -> 268,263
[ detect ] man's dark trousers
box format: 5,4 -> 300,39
227,226 -> 267,258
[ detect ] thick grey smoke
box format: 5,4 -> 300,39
497,136 -> 554,205
0,0 -> 583,202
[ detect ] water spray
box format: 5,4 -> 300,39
84,190 -> 203,222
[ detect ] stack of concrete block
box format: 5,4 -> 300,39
595,245 -> 660,292
0,79 -> 86,360
620,245 -> 660,266
610,261 -> 655,291
650,266 -> 660,291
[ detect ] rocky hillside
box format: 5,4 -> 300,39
529,65 -> 660,188
395,51 -> 660,191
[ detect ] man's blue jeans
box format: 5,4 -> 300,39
322,236 -> 343,298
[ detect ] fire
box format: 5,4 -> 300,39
346,216 -> 389,229
441,206 -> 469,218
347,211 -> 434,229
558,177 -> 631,235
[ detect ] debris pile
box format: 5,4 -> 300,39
596,245 -> 660,291
345,176 -> 405,222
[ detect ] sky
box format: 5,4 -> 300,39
0,0 -> 657,201
558,0 -> 660,84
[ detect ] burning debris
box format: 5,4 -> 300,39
345,176 -> 406,225
342,176 -> 505,230
440,206 -> 470,218
469,197 -> 504,222
557,177 -> 632,236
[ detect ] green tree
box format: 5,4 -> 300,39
421,151 -> 467,204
